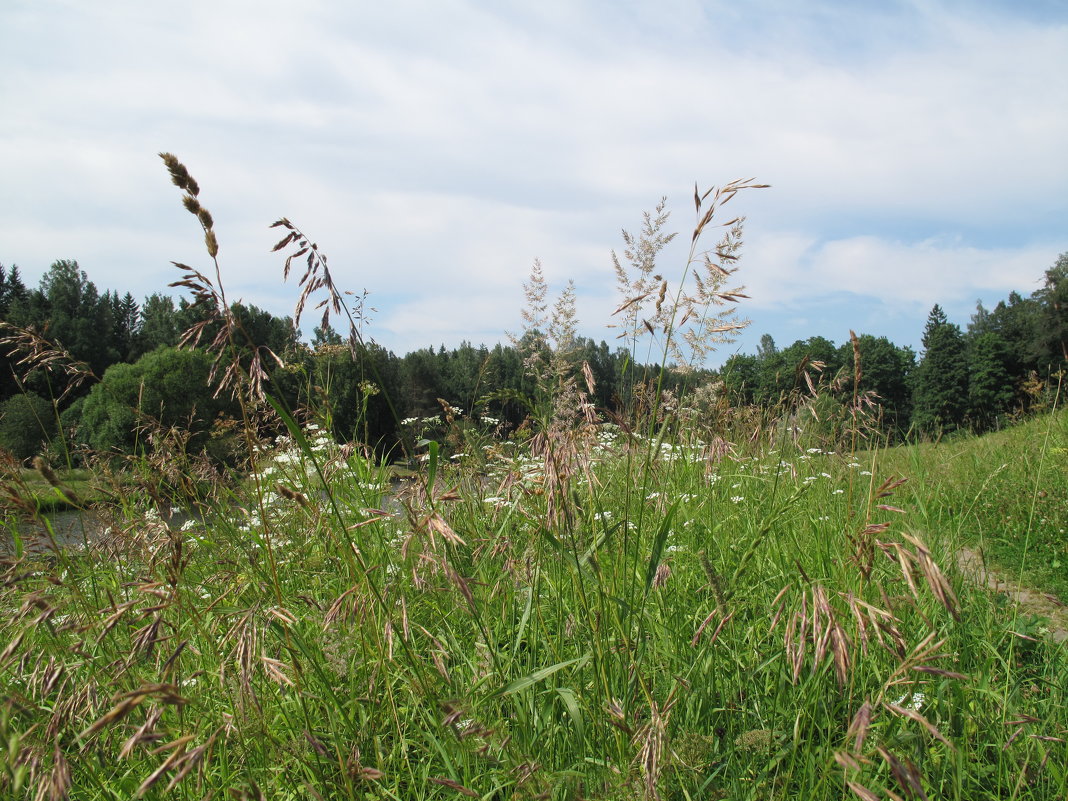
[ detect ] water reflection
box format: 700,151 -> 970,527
1,509 -> 110,556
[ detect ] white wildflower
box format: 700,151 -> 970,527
894,692 -> 926,711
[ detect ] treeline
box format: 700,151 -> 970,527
721,253 -> 1067,438
0,254 -> 1065,464
0,260 -> 691,463
0,260 -> 300,463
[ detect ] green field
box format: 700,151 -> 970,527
1,405 -> 1065,800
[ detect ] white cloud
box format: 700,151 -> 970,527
0,0 -> 1065,358
742,230 -> 1059,311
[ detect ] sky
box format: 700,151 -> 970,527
2,0 -> 1066,367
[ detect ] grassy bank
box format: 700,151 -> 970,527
881,407 -> 1068,601
10,468 -> 105,513
0,409 -> 1065,800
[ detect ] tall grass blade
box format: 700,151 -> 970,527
645,499 -> 680,594
496,654 -> 591,696
555,686 -> 586,746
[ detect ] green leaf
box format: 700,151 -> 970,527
579,519 -> 620,568
496,654 -> 590,696
266,395 -> 315,459
426,440 -> 439,495
556,687 -> 585,746
644,499 -> 680,593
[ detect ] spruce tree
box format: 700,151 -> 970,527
114,292 -> 141,361
966,331 -> 1014,430
911,305 -> 968,436
1033,253 -> 1068,369
0,265 -> 30,400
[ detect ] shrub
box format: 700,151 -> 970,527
0,391 -> 56,460
79,346 -> 237,455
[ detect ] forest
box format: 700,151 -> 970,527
0,253 -> 1065,467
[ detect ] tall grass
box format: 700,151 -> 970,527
0,161 -> 1064,800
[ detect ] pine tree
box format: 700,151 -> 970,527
0,265 -> 30,400
1033,252 -> 1068,369
966,331 -> 1014,430
115,292 -> 141,361
0,264 -> 28,319
135,293 -> 180,357
912,305 -> 968,436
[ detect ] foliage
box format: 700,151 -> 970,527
134,292 -> 181,357
966,331 -> 1015,429
883,406 -> 1068,599
0,266 -> 29,400
2,402 -> 1065,799
0,392 -> 56,461
841,334 -> 915,435
306,340 -> 403,449
1033,253 -> 1068,368
3,247 -> 1066,450
911,305 -> 969,435
79,346 -> 236,455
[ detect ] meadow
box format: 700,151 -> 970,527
0,160 -> 1065,800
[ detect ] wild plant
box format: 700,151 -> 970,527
160,153 -> 281,409
0,325 -> 97,406
510,260 -> 600,529
611,181 -> 765,375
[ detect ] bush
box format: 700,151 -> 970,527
79,346 -> 238,456
0,392 -> 57,461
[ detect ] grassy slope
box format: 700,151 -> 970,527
880,406 -> 1068,601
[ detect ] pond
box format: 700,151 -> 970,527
2,479 -> 412,558
1,506 -> 205,557
1,508 -> 111,556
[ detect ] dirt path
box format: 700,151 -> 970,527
957,547 -> 1068,645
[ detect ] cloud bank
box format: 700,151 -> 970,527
1,0 -> 1065,360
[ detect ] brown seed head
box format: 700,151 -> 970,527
159,152 -> 200,197
33,455 -> 59,487
204,230 -> 219,258
653,562 -> 671,589
275,483 -> 309,508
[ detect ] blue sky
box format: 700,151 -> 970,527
1,0 -> 1065,366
